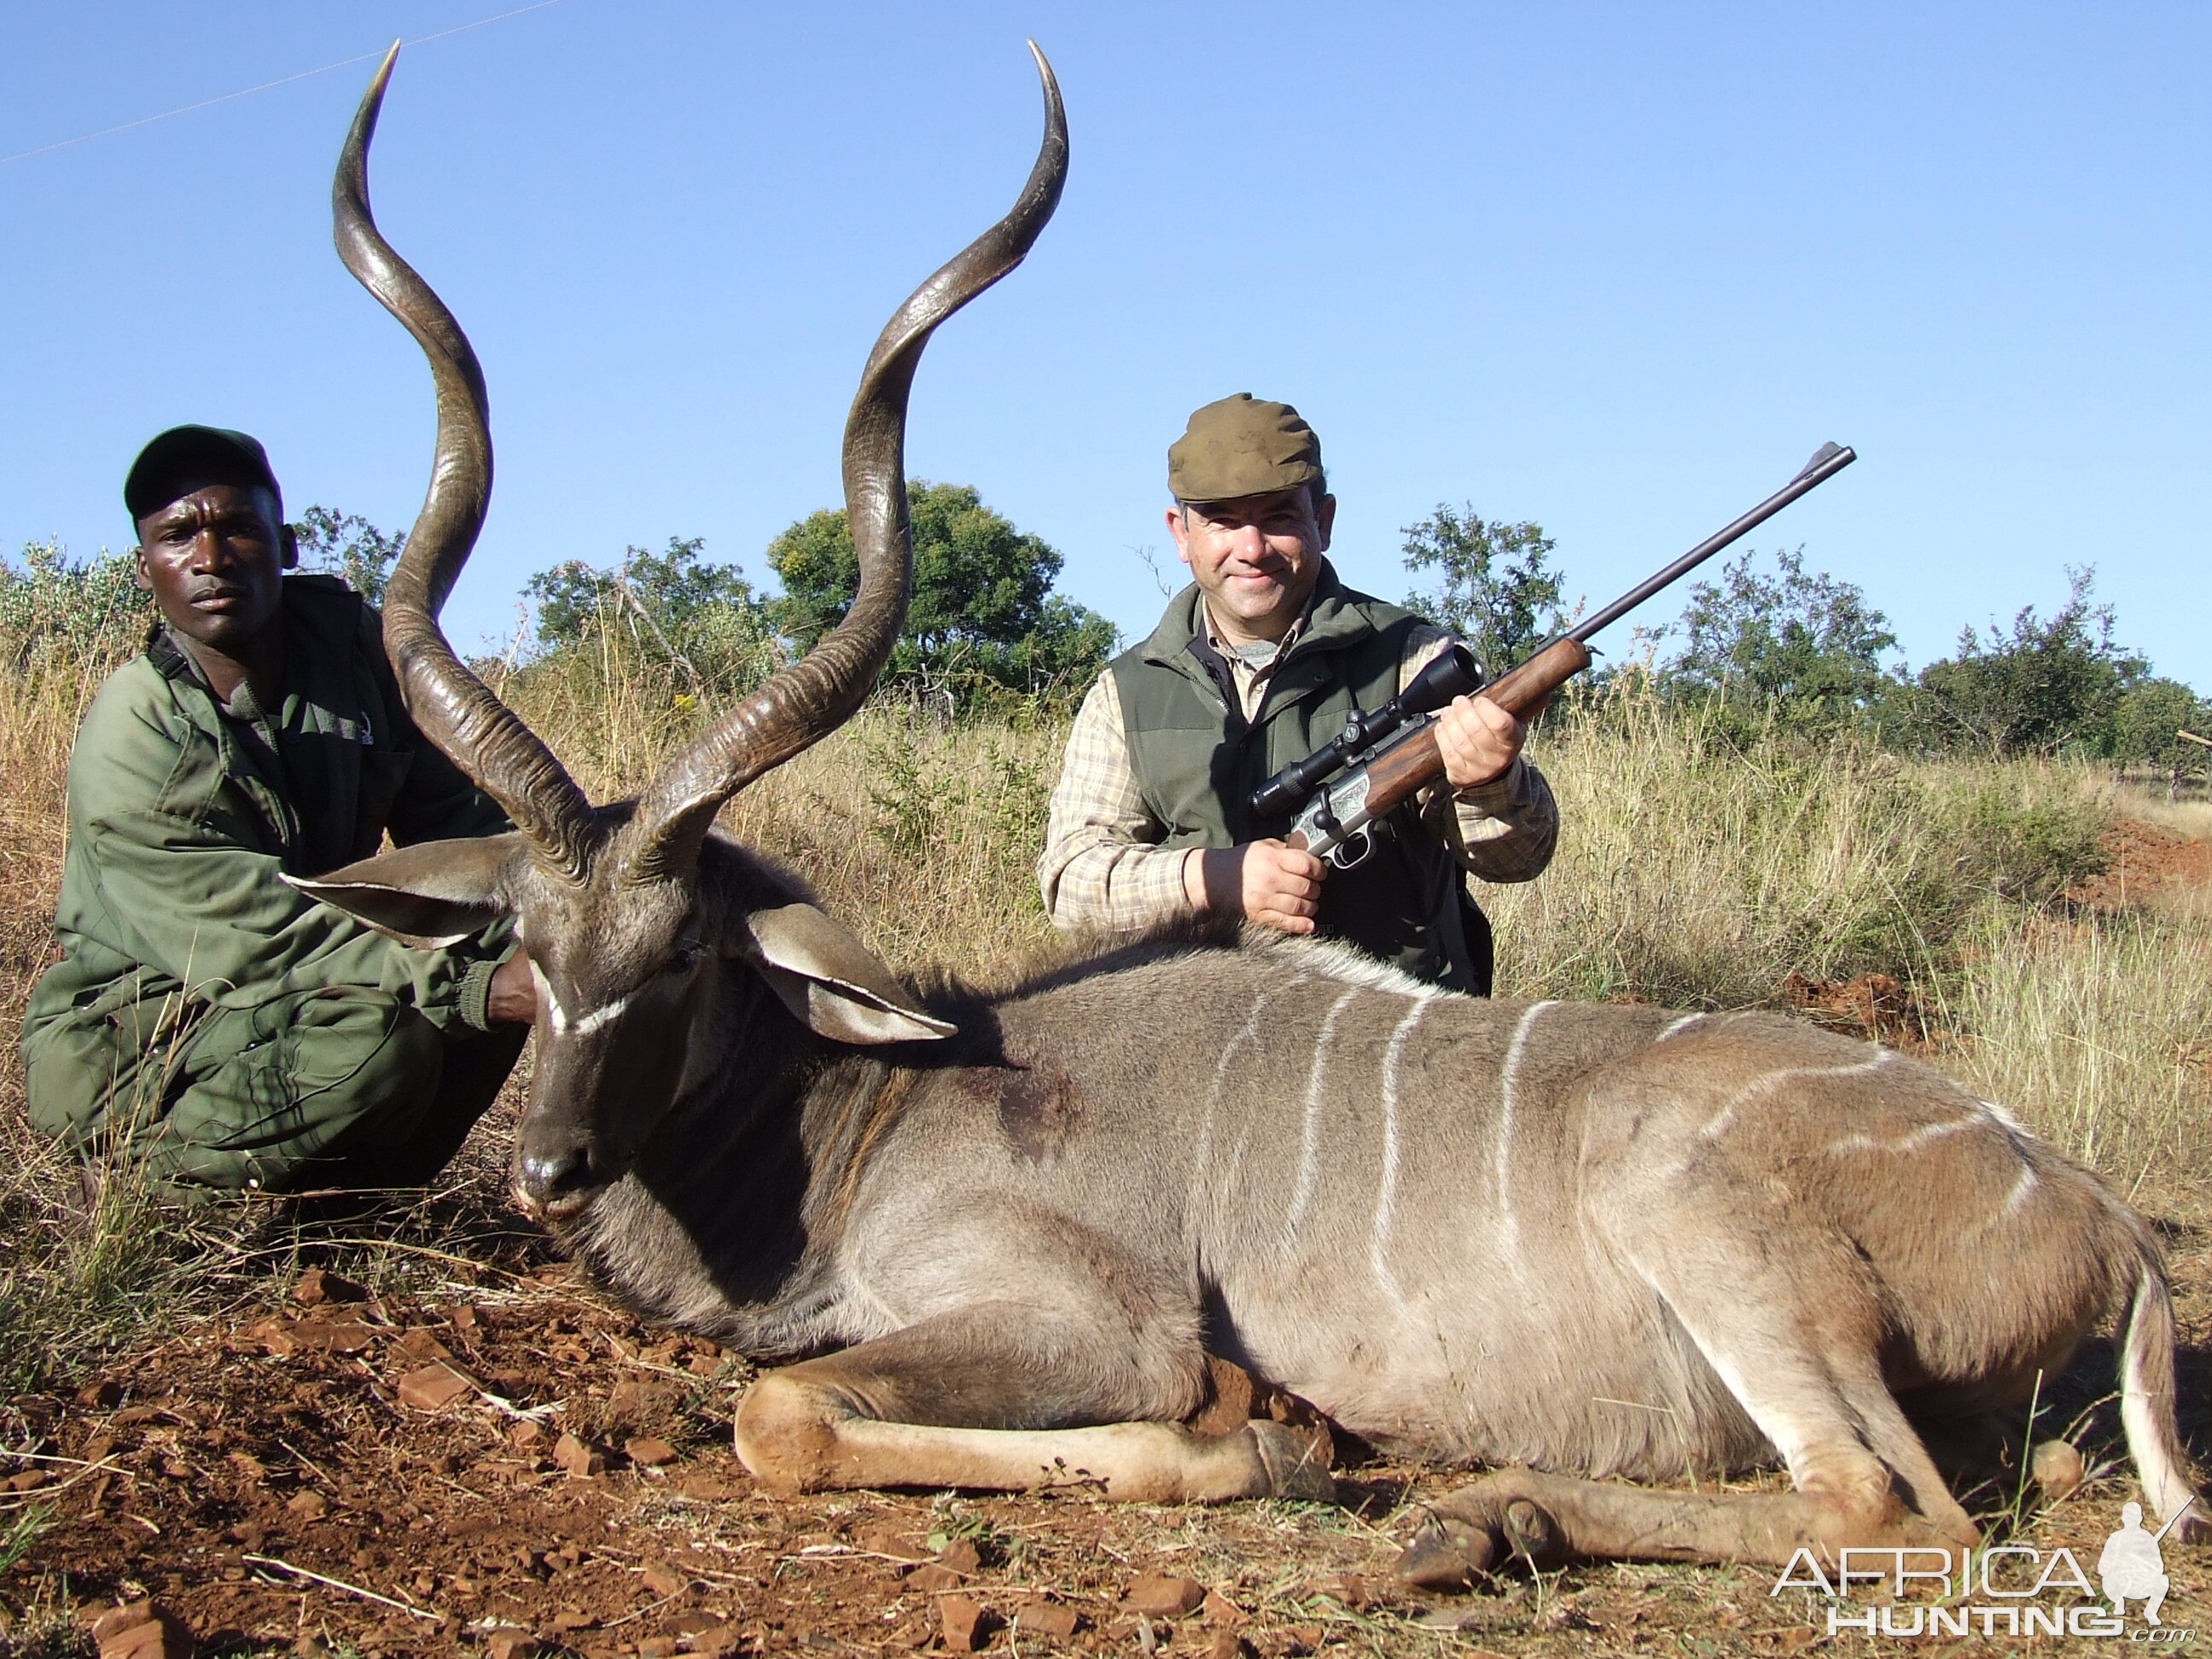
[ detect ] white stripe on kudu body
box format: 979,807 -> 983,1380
1368,992 -> 1437,1309
1491,1000 -> 1557,1280
1825,1113 -> 1979,1155
1699,1048 -> 1892,1140
1282,987 -> 1361,1245
1189,986 -> 1281,1218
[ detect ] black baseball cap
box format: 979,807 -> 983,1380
124,426 -> 282,522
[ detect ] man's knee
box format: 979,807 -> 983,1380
148,988 -> 451,1193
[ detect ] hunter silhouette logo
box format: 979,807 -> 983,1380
1773,1499 -> 2197,1640
2101,1500 -> 2192,1626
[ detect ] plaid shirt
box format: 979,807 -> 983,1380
1038,617 -> 1560,934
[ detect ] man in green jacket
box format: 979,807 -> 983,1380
1039,395 -> 1558,993
20,426 -> 534,1199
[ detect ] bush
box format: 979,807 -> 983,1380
0,540 -> 150,672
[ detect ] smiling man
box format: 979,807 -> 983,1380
1039,395 -> 1558,992
20,426 -> 534,1202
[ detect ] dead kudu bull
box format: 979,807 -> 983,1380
302,47 -> 2203,1584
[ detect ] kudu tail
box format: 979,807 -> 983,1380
2117,1231 -> 2206,1540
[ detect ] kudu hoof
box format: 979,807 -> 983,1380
1396,1511 -> 1502,1590
1395,1483 -> 1570,1588
1251,1420 -> 1336,1504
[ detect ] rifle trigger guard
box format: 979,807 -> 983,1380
1328,830 -> 1373,870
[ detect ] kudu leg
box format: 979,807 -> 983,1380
1398,1461 -> 1969,1586
1401,1190 -> 1982,1583
734,1304 -> 1335,1504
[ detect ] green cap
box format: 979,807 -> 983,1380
125,426 -> 282,521
1167,394 -> 1323,504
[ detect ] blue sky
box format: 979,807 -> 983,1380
5,3 -> 2205,688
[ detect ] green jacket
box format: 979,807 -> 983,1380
1109,566 -> 1484,992
21,575 -> 512,1092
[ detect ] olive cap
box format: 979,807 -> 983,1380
125,426 -> 282,521
1167,393 -> 1323,504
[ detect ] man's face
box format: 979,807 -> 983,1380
133,480 -> 294,658
1167,485 -> 1336,646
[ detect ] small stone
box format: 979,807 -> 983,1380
641,1561 -> 688,1598
291,1266 -> 366,1306
397,1365 -> 474,1412
89,1604 -> 152,1642
902,1563 -> 962,1592
553,1433 -> 605,1479
1207,1632 -> 1250,1659
1121,1575 -> 1206,1618
76,1380 -> 125,1410
637,1640 -> 680,1659
935,1537 -> 983,1575
1200,1591 -> 1247,1626
285,1490 -> 329,1521
1014,1602 -> 1080,1638
394,1328 -> 456,1365
2032,1437 -> 2087,1501
508,1419 -> 545,1448
550,1608 -> 597,1631
939,1596 -> 993,1653
484,1632 -> 538,1659
685,1629 -> 744,1656
288,1318 -> 377,1354
90,1601 -> 191,1659
3,1470 -> 49,1493
626,1436 -> 678,1468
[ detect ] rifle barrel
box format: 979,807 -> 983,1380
1568,443 -> 1856,645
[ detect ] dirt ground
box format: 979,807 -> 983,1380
9,1213 -> 2208,1659
2071,817 -> 2212,913
6,815 -> 2211,1657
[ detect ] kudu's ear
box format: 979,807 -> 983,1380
287,835 -> 521,947
743,902 -> 956,1045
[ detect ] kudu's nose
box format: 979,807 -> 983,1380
514,1138 -> 603,1219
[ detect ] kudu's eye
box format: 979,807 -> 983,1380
662,941 -> 706,977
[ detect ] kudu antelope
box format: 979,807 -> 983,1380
300,47 -> 2203,1582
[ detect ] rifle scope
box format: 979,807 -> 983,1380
1249,643 -> 1481,819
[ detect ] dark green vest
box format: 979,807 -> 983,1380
1110,566 -> 1484,993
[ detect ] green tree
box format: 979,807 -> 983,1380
2104,677 -> 2209,767
1911,568 -> 2146,758
1400,507 -> 1566,676
525,536 -> 780,696
765,480 -> 1116,701
293,506 -> 405,602
1665,547 -> 1900,723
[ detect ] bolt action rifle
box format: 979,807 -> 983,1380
1250,442 -> 1859,867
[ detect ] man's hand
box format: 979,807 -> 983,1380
1184,839 -> 1329,934
1435,693 -> 1530,790
487,952 -> 538,1025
